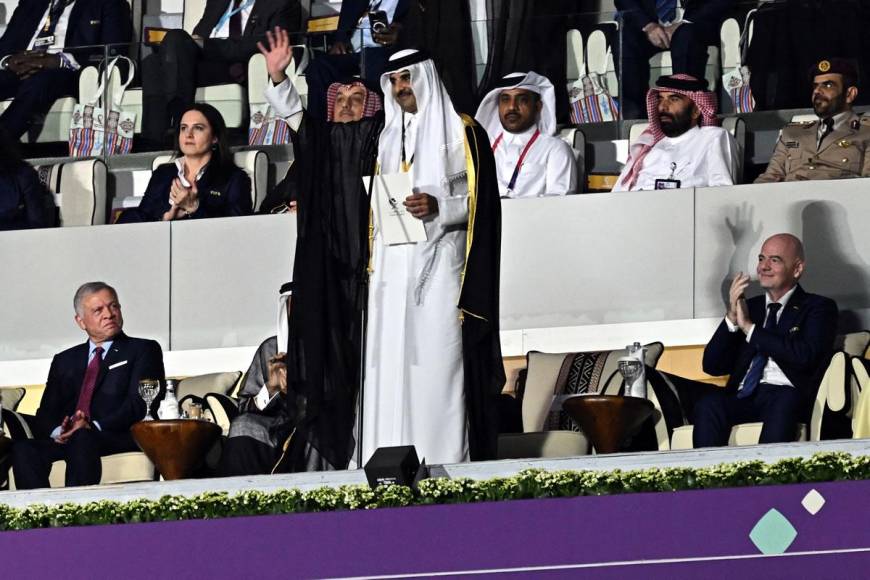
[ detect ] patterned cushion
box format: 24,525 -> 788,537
521,342 -> 663,432
544,343 -> 664,432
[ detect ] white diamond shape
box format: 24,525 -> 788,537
802,489 -> 826,515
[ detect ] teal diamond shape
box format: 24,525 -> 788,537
749,509 -> 797,554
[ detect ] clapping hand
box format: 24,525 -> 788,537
727,272 -> 752,332
56,410 -> 91,444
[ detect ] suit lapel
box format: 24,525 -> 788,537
93,333 -> 127,393
70,341 -> 90,399
777,285 -> 807,334
65,0 -> 87,46
243,0 -> 262,36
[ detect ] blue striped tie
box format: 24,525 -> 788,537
656,0 -> 677,23
738,303 -> 782,399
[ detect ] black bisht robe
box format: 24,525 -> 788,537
285,112 -> 384,470
459,116 -> 506,461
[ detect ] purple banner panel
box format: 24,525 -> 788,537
1,480 -> 868,578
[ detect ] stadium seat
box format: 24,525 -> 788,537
3,409 -> 155,489
497,343 -> 664,459
151,150 -> 269,211
670,332 -> 870,449
851,356 -> 869,438
558,127 -> 586,191
34,158 -> 109,226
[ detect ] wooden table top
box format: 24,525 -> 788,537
131,419 -> 221,481
562,395 -> 655,454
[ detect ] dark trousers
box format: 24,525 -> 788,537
0,68 -> 78,139
615,21 -> 717,119
141,29 -> 245,142
217,435 -> 281,477
11,429 -> 138,489
691,383 -> 802,448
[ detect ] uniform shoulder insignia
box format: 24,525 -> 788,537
859,116 -> 870,127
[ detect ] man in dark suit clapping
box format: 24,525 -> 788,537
11,282 -> 165,489
140,0 -> 302,147
0,0 -> 132,139
693,233 -> 838,447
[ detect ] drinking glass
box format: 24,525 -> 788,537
138,379 -> 160,421
617,357 -> 643,397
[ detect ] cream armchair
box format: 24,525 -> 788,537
497,343 -> 665,459
32,157 -> 109,226
3,410 -> 154,490
671,331 -> 870,449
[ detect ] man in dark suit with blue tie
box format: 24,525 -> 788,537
11,282 -> 165,489
0,0 -> 132,139
693,233 -> 838,447
614,0 -> 733,119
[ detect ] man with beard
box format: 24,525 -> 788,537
475,71 -> 577,198
756,58 -> 870,183
613,74 -> 737,191
255,27 -> 383,215
358,49 -> 503,465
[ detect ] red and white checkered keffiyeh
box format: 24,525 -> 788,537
325,81 -> 383,122
616,74 -> 719,191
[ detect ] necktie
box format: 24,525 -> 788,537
738,303 -> 782,399
656,0 -> 678,23
75,346 -> 103,417
818,117 -> 835,149
229,0 -> 243,38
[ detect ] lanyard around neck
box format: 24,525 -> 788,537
215,0 -> 255,32
401,114 -> 414,173
492,129 -> 541,192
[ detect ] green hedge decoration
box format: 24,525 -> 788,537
1,452 -> 868,531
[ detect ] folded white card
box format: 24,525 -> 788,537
364,173 -> 427,246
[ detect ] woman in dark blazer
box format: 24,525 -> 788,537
0,128 -> 55,231
118,103 -> 252,222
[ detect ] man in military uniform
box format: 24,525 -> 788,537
756,58 -> 870,183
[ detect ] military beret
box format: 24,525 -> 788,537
810,58 -> 859,84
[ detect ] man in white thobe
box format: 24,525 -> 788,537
613,74 -> 737,191
359,49 -> 503,465
476,71 -> 577,197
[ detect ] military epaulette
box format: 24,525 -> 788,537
785,120 -> 815,128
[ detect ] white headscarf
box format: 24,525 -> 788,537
475,71 -> 557,139
276,283 -> 293,354
378,50 -> 467,195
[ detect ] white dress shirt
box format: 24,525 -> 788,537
725,285 -> 798,389
20,0 -> 79,69
629,126 -> 737,191
210,0 -> 255,39
493,125 -> 577,198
